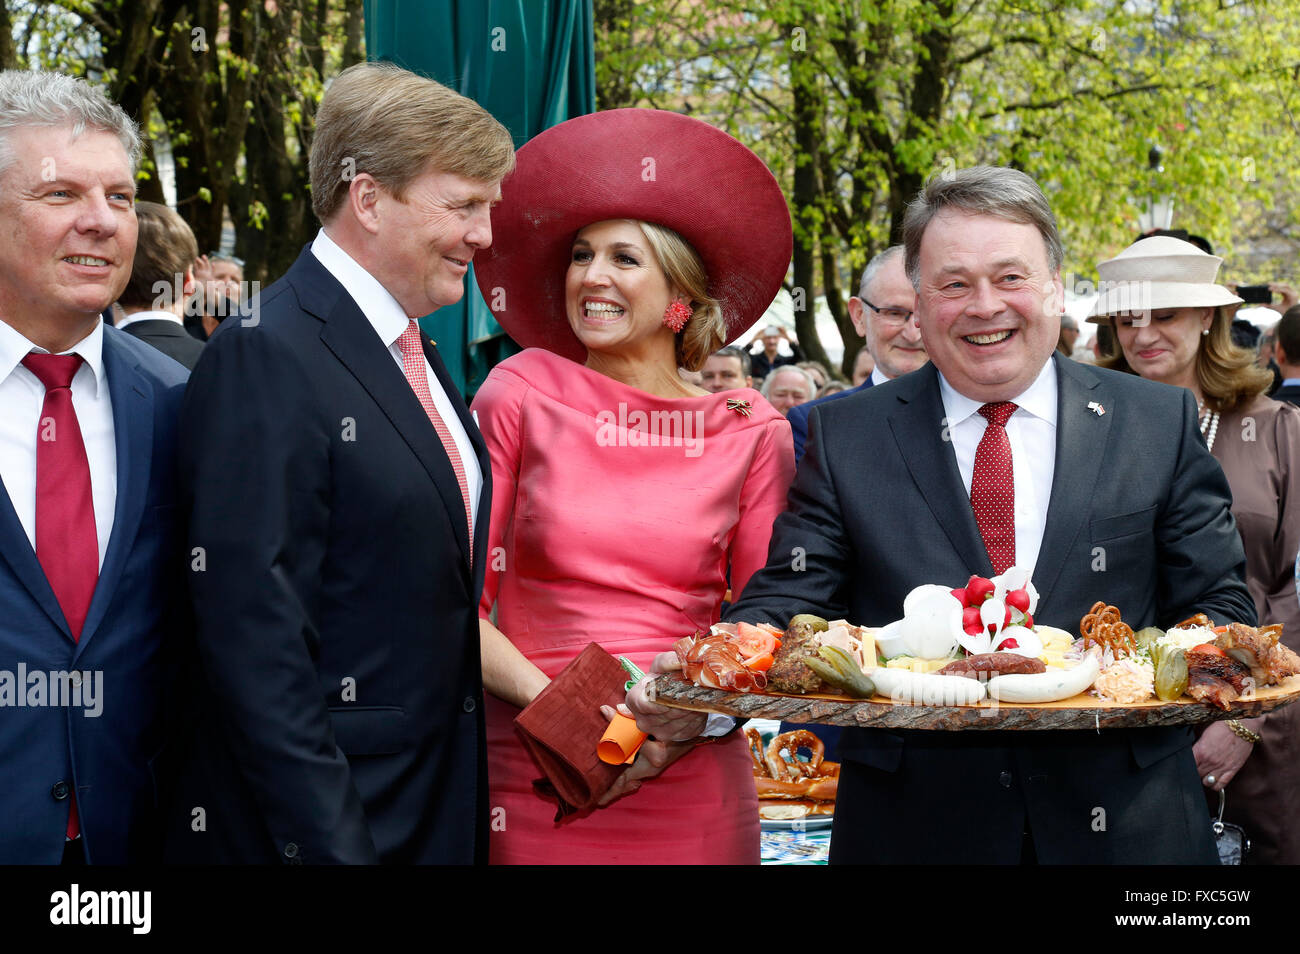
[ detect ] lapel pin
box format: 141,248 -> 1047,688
1087,401 -> 1105,416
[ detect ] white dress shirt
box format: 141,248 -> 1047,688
937,359 -> 1058,580
310,229 -> 482,537
114,309 -> 184,331
0,318 -> 117,570
870,366 -> 892,386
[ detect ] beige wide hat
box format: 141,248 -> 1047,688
1086,235 -> 1243,323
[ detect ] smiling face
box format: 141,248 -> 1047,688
564,219 -> 677,360
1112,306 -> 1212,390
0,125 -> 137,341
765,367 -> 812,415
915,210 -> 1062,403
369,169 -> 499,317
853,253 -> 926,380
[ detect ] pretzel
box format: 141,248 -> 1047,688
1079,601 -> 1137,656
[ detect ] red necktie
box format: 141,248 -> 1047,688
23,352 -> 98,841
972,401 -> 1017,575
397,321 -> 473,565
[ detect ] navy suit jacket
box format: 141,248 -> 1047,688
786,378 -> 872,462
729,356 -> 1255,863
0,327 -> 188,864
165,248 -> 492,864
1273,382 -> 1300,408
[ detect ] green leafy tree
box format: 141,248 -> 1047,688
6,0 -> 363,283
594,0 -> 1300,374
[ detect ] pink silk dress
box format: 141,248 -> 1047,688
471,349 -> 795,865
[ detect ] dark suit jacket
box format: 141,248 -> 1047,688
0,328 -> 188,864
1272,382 -> 1300,407
119,317 -> 205,371
164,248 -> 492,864
787,378 -> 872,462
728,355 -> 1255,864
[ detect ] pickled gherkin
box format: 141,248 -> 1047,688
788,614 -> 829,633
804,645 -> 875,698
1153,644 -> 1189,701
1134,626 -> 1165,652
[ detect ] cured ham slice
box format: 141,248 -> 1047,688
674,633 -> 767,692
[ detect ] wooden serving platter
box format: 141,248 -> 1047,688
651,673 -> 1300,731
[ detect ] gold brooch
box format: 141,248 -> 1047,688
726,398 -> 752,417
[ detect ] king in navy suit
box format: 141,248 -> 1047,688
164,63 -> 516,864
0,71 -> 188,864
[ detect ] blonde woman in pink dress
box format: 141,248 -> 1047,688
470,109 -> 794,864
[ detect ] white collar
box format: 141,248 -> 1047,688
870,366 -> 892,386
937,355 -> 1059,428
311,227 -> 412,349
0,317 -> 106,398
115,309 -> 184,330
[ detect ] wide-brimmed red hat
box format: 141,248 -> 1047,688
475,108 -> 792,363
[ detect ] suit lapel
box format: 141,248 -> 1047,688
421,334 -> 490,566
307,258 -> 473,573
78,332 -> 154,655
887,366 -> 994,575
0,477 -> 70,639
1034,354 -> 1111,604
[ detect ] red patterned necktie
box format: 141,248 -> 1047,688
23,352 -> 98,841
396,320 -> 473,565
972,401 -> 1018,575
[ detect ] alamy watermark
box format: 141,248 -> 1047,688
595,402 -> 704,458
0,665 -> 102,717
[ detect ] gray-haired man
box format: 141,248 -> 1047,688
636,165 -> 1254,864
0,70 -> 188,864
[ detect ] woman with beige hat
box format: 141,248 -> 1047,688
1090,235 -> 1300,864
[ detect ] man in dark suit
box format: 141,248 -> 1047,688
786,246 -> 927,461
633,166 -> 1254,864
164,62 -> 515,864
115,201 -> 205,370
1271,306 -> 1300,407
0,71 -> 187,864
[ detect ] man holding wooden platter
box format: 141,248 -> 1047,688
630,165 -> 1256,864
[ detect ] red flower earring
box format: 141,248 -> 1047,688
663,298 -> 693,333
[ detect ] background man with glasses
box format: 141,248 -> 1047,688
787,245 -> 927,461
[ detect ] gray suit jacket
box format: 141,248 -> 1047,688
728,354 -> 1255,863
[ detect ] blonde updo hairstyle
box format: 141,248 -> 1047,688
637,221 -> 725,372
1098,305 -> 1273,414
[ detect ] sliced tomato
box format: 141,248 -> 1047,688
741,651 -> 775,672
1191,643 -> 1227,657
733,622 -> 780,658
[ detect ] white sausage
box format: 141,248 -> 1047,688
868,668 -> 987,706
985,653 -> 1101,703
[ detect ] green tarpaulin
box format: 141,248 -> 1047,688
364,0 -> 596,396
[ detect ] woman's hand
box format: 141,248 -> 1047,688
624,652 -> 709,741
596,703 -> 696,807
1193,719 -> 1260,791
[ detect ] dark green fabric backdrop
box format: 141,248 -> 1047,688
363,0 -> 596,396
